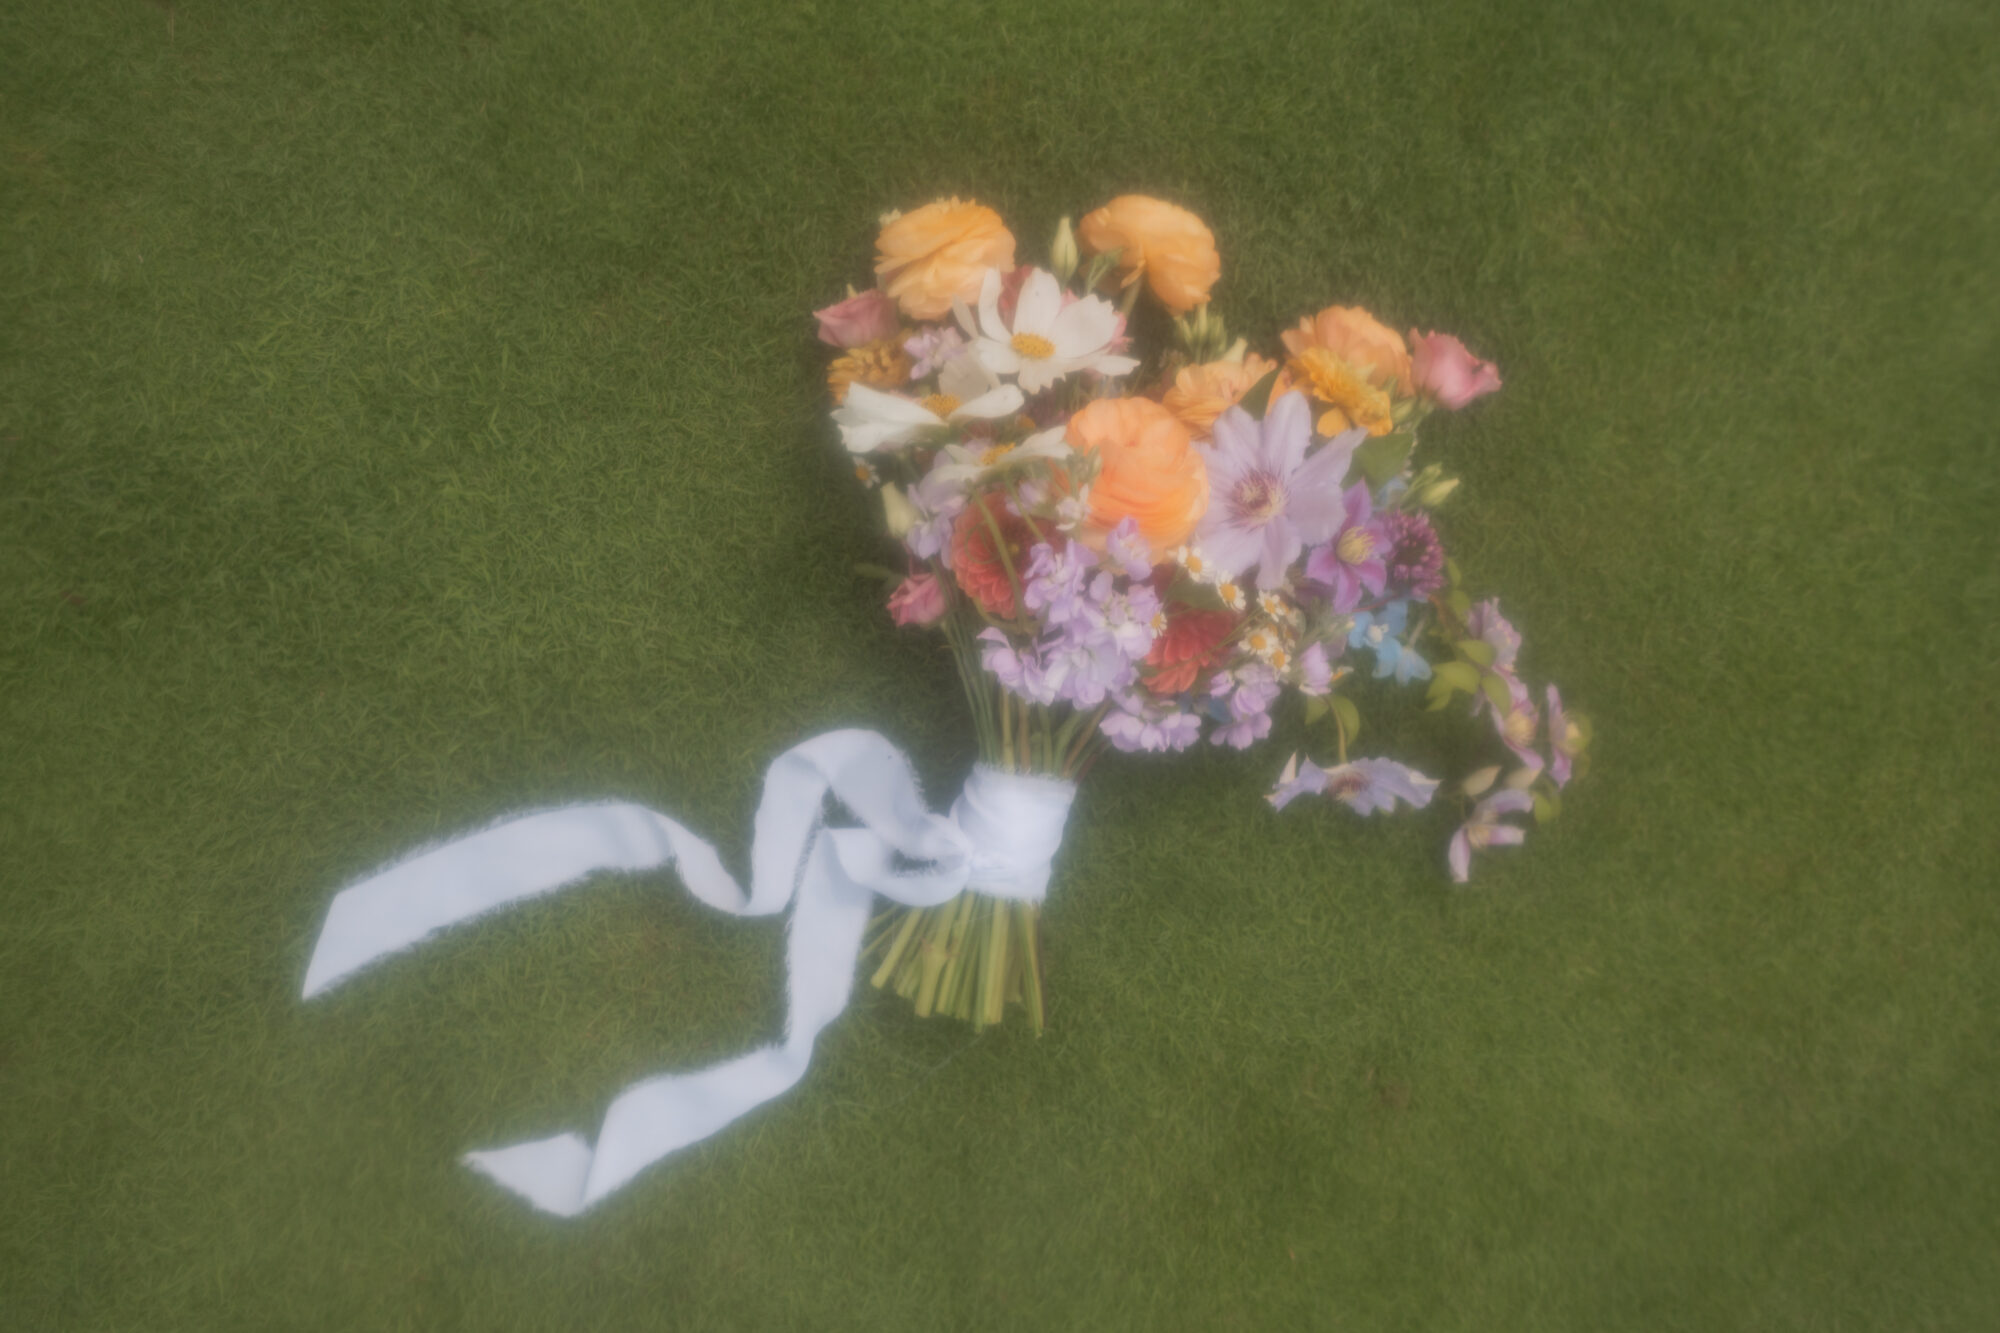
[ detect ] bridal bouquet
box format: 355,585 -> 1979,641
296,194 -> 1593,1217
817,196 -> 1591,1033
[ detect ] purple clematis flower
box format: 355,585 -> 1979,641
1448,788 -> 1534,883
1269,756 -> 1439,815
1303,482 -> 1388,613
1195,391 -> 1365,591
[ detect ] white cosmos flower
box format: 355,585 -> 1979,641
833,379 -> 1025,454
960,267 -> 1137,394
923,425 -> 1072,492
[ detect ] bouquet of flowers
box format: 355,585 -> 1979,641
817,196 -> 1591,1033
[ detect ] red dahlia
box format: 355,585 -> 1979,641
951,495 -> 1043,619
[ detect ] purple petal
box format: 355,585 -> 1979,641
1478,788 -> 1534,819
1260,392 -> 1312,478
1448,829 -> 1472,883
1210,405 -> 1261,463
1330,564 -> 1363,613
1196,519 -> 1264,582
1355,557 -> 1387,598
1257,521 -> 1302,589
1486,825 -> 1528,849
1287,431 -> 1364,541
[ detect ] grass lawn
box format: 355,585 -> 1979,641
4,0 -> 1996,1328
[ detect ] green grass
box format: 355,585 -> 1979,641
4,0 -> 1997,1327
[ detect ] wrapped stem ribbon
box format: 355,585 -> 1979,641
302,729 -> 1075,1216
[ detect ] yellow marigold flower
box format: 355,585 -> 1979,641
827,337 -> 913,405
1288,346 -> 1396,437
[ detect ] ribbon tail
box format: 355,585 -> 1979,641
460,836 -> 879,1216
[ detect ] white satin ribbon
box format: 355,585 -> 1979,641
301,729 -> 1075,1217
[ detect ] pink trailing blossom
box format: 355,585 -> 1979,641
1410,331 -> 1502,409
887,573 -> 947,626
814,290 -> 901,348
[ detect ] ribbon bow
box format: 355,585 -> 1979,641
302,729 -> 1074,1216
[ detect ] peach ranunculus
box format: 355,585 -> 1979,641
1280,305 -> 1411,436
1066,396 -> 1209,552
874,198 -> 1017,322
1162,353 -> 1282,435
1077,196 -> 1221,315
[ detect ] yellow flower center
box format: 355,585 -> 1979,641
921,393 -> 961,417
1010,332 -> 1057,360
1503,709 -> 1536,747
980,443 -> 1016,467
1337,528 -> 1377,564
1559,720 -> 1585,754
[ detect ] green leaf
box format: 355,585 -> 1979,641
853,562 -> 903,584
1352,432 -> 1415,486
1237,366 -> 1282,420
1166,577 -> 1226,611
1302,695 -> 1330,725
1426,680 -> 1453,711
1480,672 -> 1514,713
1447,589 -> 1473,619
1455,638 -> 1496,668
1331,694 -> 1361,743
1445,557 -> 1462,587
1433,660 -> 1480,695
1532,791 -> 1557,824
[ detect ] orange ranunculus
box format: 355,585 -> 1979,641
1162,353 -> 1282,435
1279,305 -> 1412,395
1287,346 -> 1396,437
1076,196 -> 1220,315
874,198 -> 1017,322
1067,396 -> 1209,551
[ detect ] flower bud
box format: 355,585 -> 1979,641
1050,216 -> 1079,286
1418,477 -> 1460,508
880,483 -> 918,539
1460,765 -> 1501,797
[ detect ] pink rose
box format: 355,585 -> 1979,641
814,290 -> 900,348
1410,330 -> 1502,409
887,572 -> 947,626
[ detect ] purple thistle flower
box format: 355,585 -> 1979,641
1382,510 -> 1446,599
1194,391 -> 1365,591
1449,789 -> 1534,883
1303,481 -> 1389,613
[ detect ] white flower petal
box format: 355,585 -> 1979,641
941,349 -> 1002,400
1049,294 -> 1118,356
1013,269 -> 1062,335
950,384 -> 1026,420
976,267 -> 1007,341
